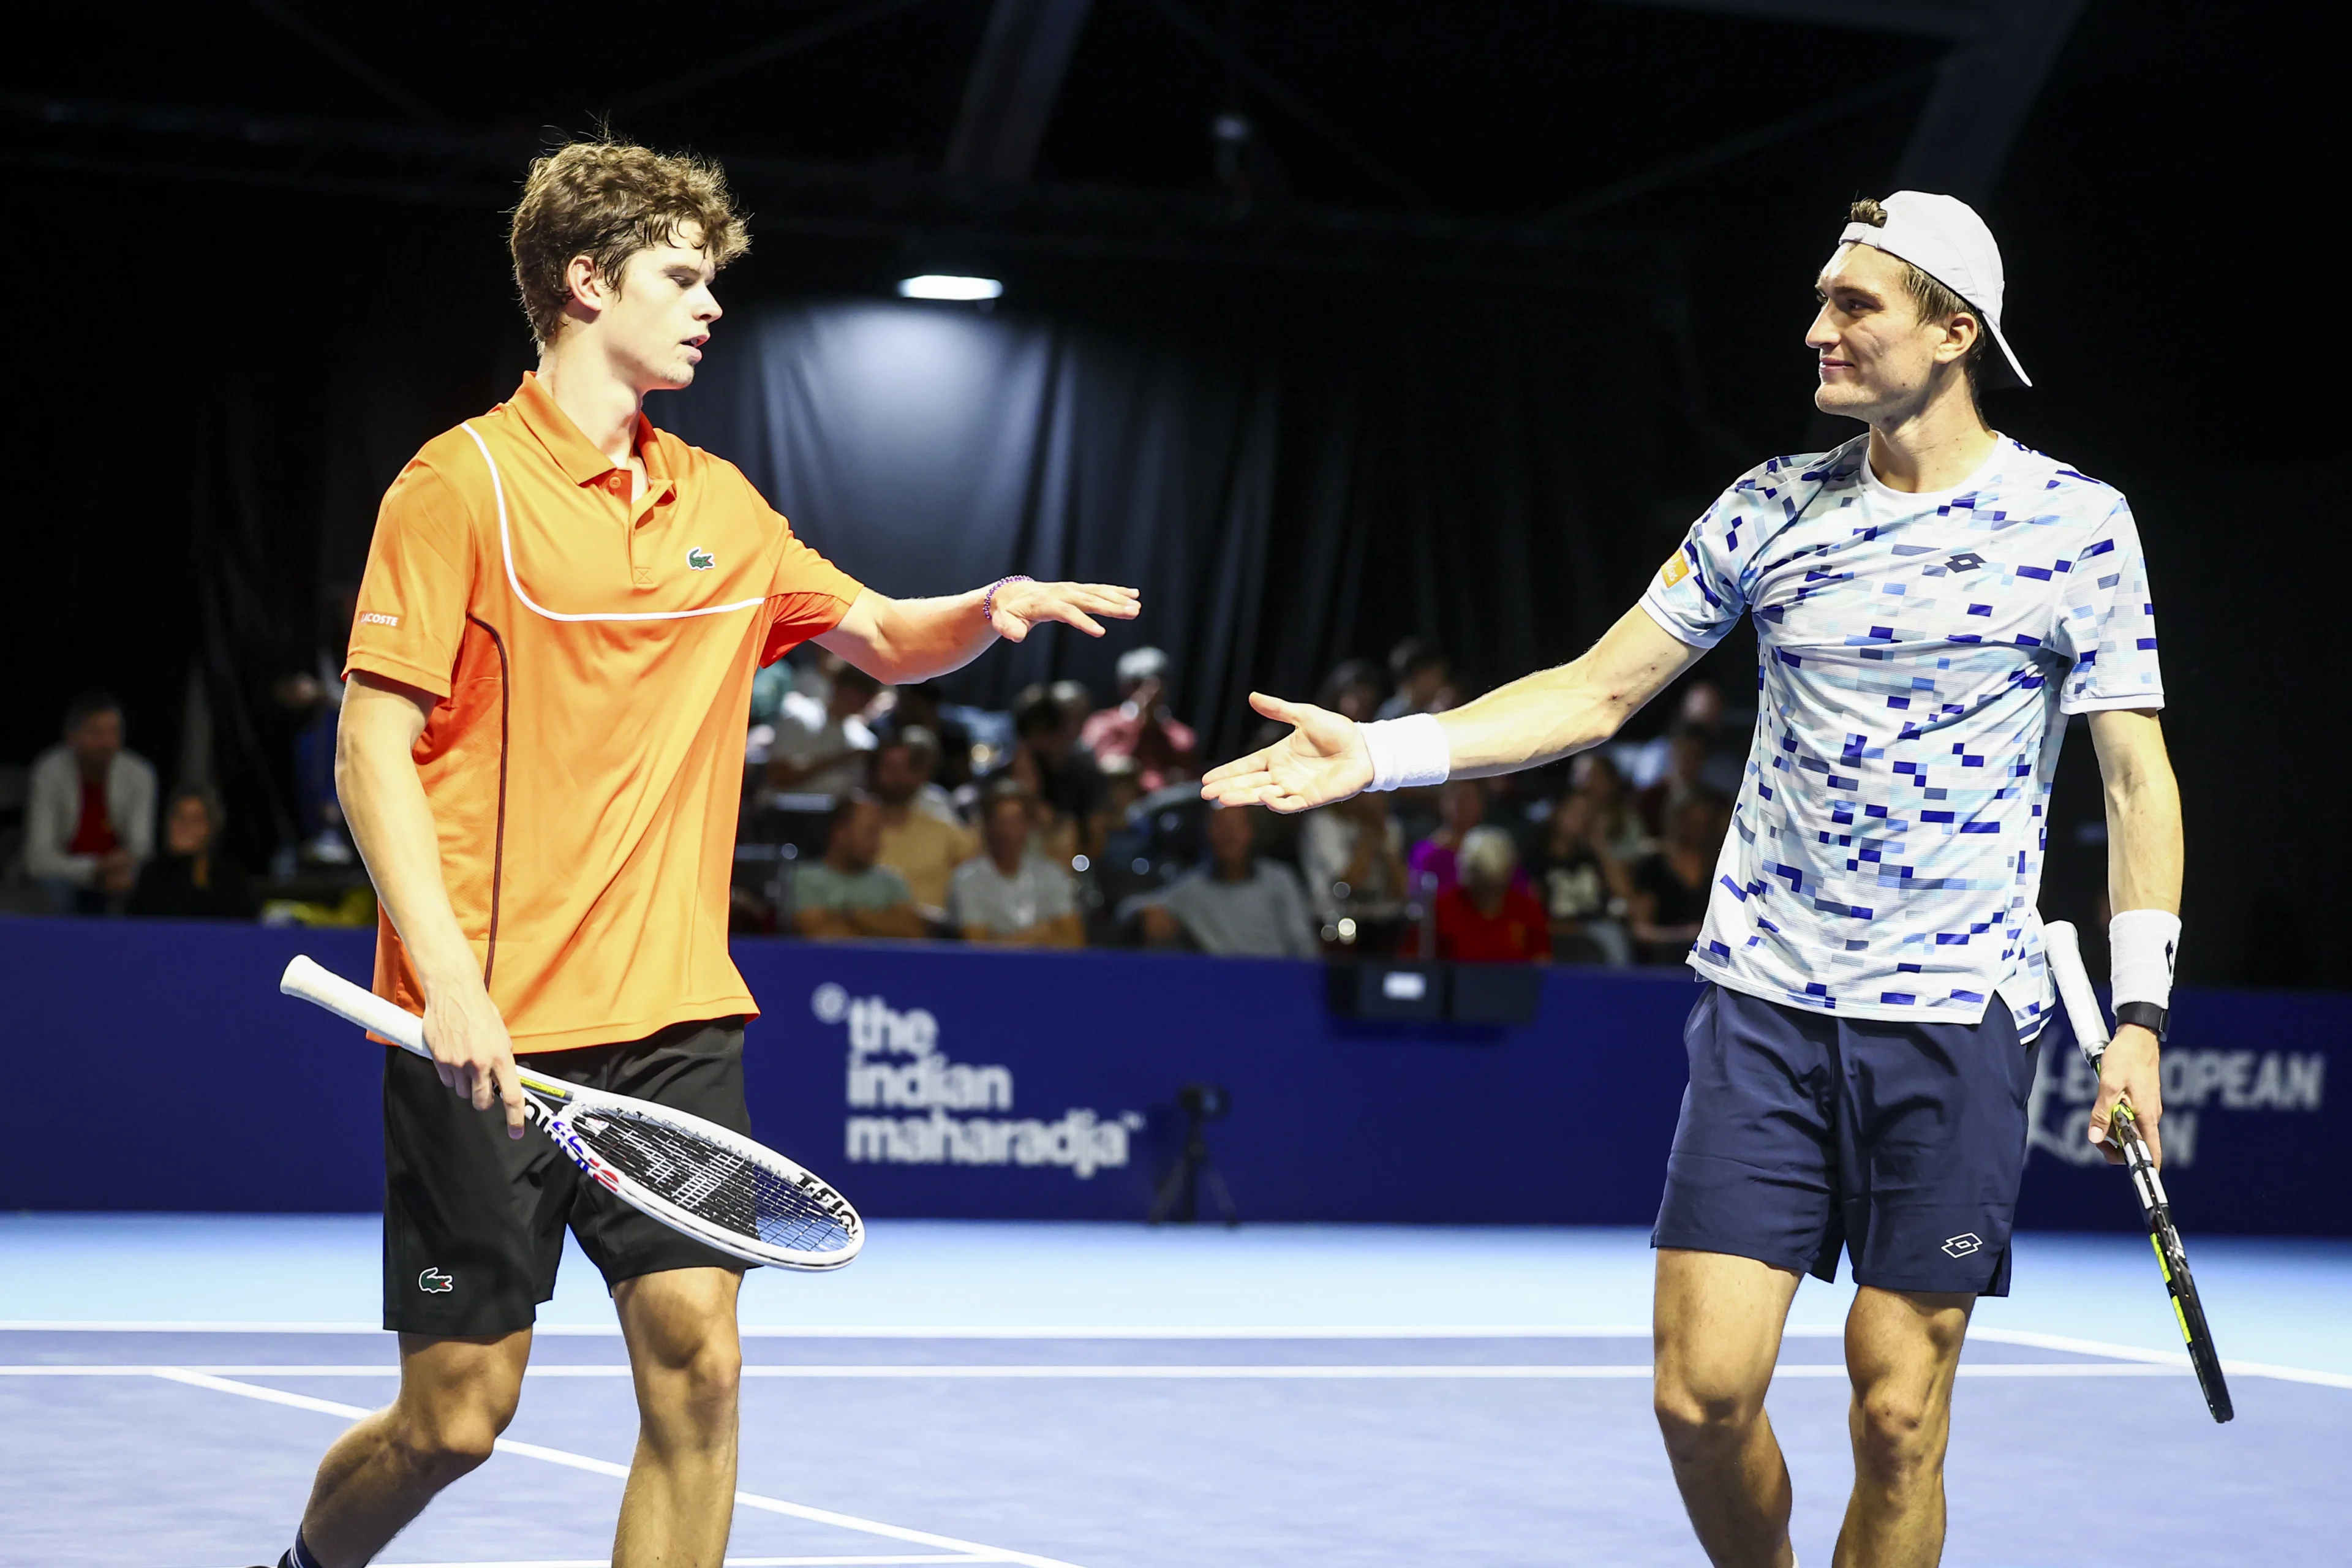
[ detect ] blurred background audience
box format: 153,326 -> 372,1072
1133,802 -> 1317,958
952,783 -> 1084,948
793,794 -> 924,941
25,692 -> 155,916
1630,790 -> 1732,964
129,788 -> 258,922
1078,647 -> 1197,791
6,638 -> 1757,973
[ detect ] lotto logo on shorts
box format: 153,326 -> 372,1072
1659,552 -> 1692,589
417,1267 -> 454,1293
1940,1233 -> 1984,1259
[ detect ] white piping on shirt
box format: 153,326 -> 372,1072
461,420 -> 767,624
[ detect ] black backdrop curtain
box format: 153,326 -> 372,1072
662,288 -> 1699,762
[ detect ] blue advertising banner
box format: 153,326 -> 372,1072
0,919 -> 2339,1235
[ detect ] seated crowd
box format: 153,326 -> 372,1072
739,637 -> 1740,967
7,642 -> 1737,969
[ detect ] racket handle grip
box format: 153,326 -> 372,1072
2043,921 -> 2112,1067
281,954 -> 428,1055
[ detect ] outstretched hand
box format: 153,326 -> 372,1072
1199,693 -> 1373,813
988,581 -> 1141,642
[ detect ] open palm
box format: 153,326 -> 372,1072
1199,693 -> 1373,813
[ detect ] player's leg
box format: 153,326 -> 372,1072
1832,1287 -> 1971,1567
294,1330 -> 532,1567
565,1017 -> 757,1568
1653,1249 -> 1804,1567
1828,1006 -> 2040,1567
611,1266 -> 746,1568
1649,984 -> 1846,1568
274,1044 -> 573,1568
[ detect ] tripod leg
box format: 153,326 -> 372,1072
1203,1161 -> 1238,1227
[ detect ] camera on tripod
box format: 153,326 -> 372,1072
1150,1080 -> 1237,1226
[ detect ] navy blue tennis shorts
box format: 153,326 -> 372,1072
1651,982 -> 2043,1297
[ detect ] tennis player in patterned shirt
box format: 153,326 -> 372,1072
1204,192 -> 2184,1567
265,140 -> 1137,1568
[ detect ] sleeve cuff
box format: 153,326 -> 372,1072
344,652 -> 454,701
1636,595 -> 1727,652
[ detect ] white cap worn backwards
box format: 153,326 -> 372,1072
1839,190 -> 2031,390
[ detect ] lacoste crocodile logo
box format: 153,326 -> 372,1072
417,1267 -> 454,1294
687,548 -> 716,571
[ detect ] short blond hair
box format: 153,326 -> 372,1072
509,140 -> 748,348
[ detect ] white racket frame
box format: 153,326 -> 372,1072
279,956 -> 863,1271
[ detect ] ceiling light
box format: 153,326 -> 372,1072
897,274 -> 1003,301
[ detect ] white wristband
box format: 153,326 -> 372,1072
2108,909 -> 2181,1009
1359,714 -> 1450,792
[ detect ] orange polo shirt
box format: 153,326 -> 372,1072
345,373 -> 865,1050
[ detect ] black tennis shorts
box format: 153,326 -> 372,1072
383,1016 -> 751,1336
1651,982 -> 2042,1298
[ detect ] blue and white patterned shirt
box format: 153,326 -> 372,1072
1640,434 -> 2163,1034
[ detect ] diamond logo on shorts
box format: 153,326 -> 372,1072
417,1267 -> 455,1294
1940,1233 -> 1985,1259
1945,551 -> 1985,572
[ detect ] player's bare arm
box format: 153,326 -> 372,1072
818,580 -> 1141,685
1201,605 -> 1702,813
2084,706 -> 2184,1166
335,671 -> 526,1136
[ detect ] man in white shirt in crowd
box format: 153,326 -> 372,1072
24,691 -> 157,913
1137,803 -> 1318,957
951,783 -> 1083,946
757,663 -> 881,798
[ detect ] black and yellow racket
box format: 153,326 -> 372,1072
2045,921 -> 2233,1423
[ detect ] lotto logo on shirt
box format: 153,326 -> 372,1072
1659,552 -> 1691,589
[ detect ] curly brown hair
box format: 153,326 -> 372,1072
509,139 -> 748,349
1845,198 -> 1985,393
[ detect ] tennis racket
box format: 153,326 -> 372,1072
279,955 -> 862,1272
2044,922 -> 2231,1422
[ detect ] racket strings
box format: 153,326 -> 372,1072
574,1111 -> 856,1256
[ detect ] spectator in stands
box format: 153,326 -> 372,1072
885,682 -> 975,790
1572,750 -> 1649,862
1418,825 -> 1551,963
1630,790 -> 1732,963
951,783 -> 1084,947
128,788 -> 258,921
793,794 -> 924,940
1136,803 -> 1317,957
1635,719 -> 1713,840
990,685 -> 1104,863
1316,658 -> 1386,723
758,663 -> 881,798
1407,778 -> 1494,899
1300,786 -> 1408,927
24,692 -> 156,914
1050,679 -> 1098,753
1526,789 -> 1634,966
871,730 -> 976,921
1080,647 -> 1197,790
1374,638 -> 1450,719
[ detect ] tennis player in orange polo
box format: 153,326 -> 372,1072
268,141 -> 1139,1568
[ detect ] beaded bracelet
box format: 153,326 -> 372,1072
981,575 -> 1033,626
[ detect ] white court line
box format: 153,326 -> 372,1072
9,1322 -> 2346,1389
2,1362 -> 2198,1381
0,1320 -> 1659,1338
357,1559 -> 991,1567
144,1370 -> 1082,1568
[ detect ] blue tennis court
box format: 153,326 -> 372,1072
4,1216 -> 2348,1567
